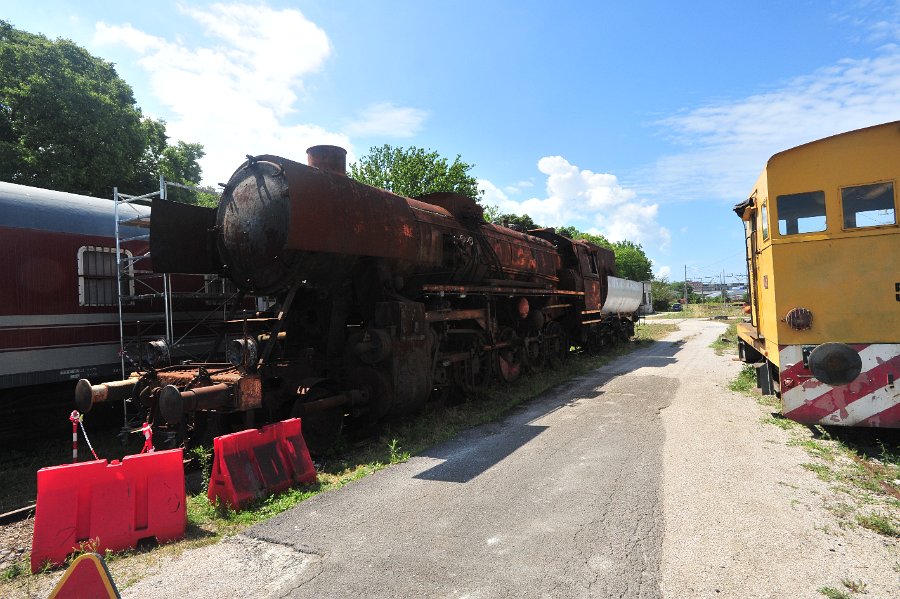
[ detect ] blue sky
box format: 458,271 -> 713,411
3,1 -> 899,282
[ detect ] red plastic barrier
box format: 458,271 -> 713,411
31,449 -> 185,573
208,418 -> 316,510
278,418 -> 317,485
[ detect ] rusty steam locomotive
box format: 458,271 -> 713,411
76,146 -> 642,449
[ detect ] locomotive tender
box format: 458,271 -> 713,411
77,146 -> 642,447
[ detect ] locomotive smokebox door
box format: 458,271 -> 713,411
150,198 -> 222,274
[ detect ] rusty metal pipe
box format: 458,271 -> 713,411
75,378 -> 136,413
306,145 -> 347,175
292,393 -> 351,415
159,383 -> 232,424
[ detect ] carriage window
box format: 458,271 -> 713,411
760,201 -> 769,240
588,252 -> 599,275
776,191 -> 826,235
78,246 -> 133,306
842,182 -> 896,229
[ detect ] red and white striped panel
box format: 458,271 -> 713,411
780,344 -> 900,427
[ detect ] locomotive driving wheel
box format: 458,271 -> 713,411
495,327 -> 522,383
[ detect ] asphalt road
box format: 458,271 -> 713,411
127,330 -> 683,598
120,319 -> 900,598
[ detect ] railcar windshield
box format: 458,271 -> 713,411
841,181 -> 896,229
776,190 -> 826,235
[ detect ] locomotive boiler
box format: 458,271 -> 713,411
77,146 -> 642,449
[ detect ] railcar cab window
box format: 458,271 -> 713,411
841,181 -> 896,229
77,246 -> 133,306
776,190 -> 826,235
588,253 -> 599,275
760,201 -> 769,241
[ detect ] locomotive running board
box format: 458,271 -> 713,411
421,284 -> 583,297
149,198 -> 222,274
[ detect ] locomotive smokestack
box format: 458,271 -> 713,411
306,145 -> 347,176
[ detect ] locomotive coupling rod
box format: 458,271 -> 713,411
292,392 -> 351,415
159,383 -> 231,424
75,378 -> 136,413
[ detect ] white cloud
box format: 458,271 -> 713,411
478,178 -> 509,206
644,46 -> 900,203
502,180 -> 534,195
480,156 -> 671,250
93,3 -> 351,184
344,103 -> 429,138
656,265 -> 671,279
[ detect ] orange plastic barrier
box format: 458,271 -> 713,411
31,449 -> 185,573
208,418 -> 316,510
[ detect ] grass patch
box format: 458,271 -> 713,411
648,303 -> 744,320
729,364 -> 757,393
855,512 -> 900,537
802,462 -> 835,482
818,586 -> 852,599
709,322 -> 738,355
762,414 -> 801,430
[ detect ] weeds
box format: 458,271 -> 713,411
709,323 -> 738,355
762,414 -> 800,430
1,561 -> 24,581
840,578 -> 867,593
855,512 -> 900,537
818,586 -> 851,599
729,364 -> 757,393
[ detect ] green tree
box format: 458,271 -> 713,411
493,212 -> 540,230
650,278 -> 677,311
349,144 -> 482,199
611,240 -> 653,281
0,21 -> 203,197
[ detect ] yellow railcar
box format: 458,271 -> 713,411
734,121 -> 900,427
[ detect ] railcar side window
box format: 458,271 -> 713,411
776,190 -> 826,235
841,182 -> 896,229
760,201 -> 769,240
78,246 -> 133,306
588,253 -> 599,275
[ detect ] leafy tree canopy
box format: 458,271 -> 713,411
0,21 -> 203,197
349,144 -> 482,200
487,211 -> 540,231
610,239 -> 653,281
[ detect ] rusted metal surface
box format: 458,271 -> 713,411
159,382 -> 232,423
75,377 -> 138,412
306,145 -> 347,176
425,308 -> 488,328
784,307 -> 813,331
421,284 -> 583,296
